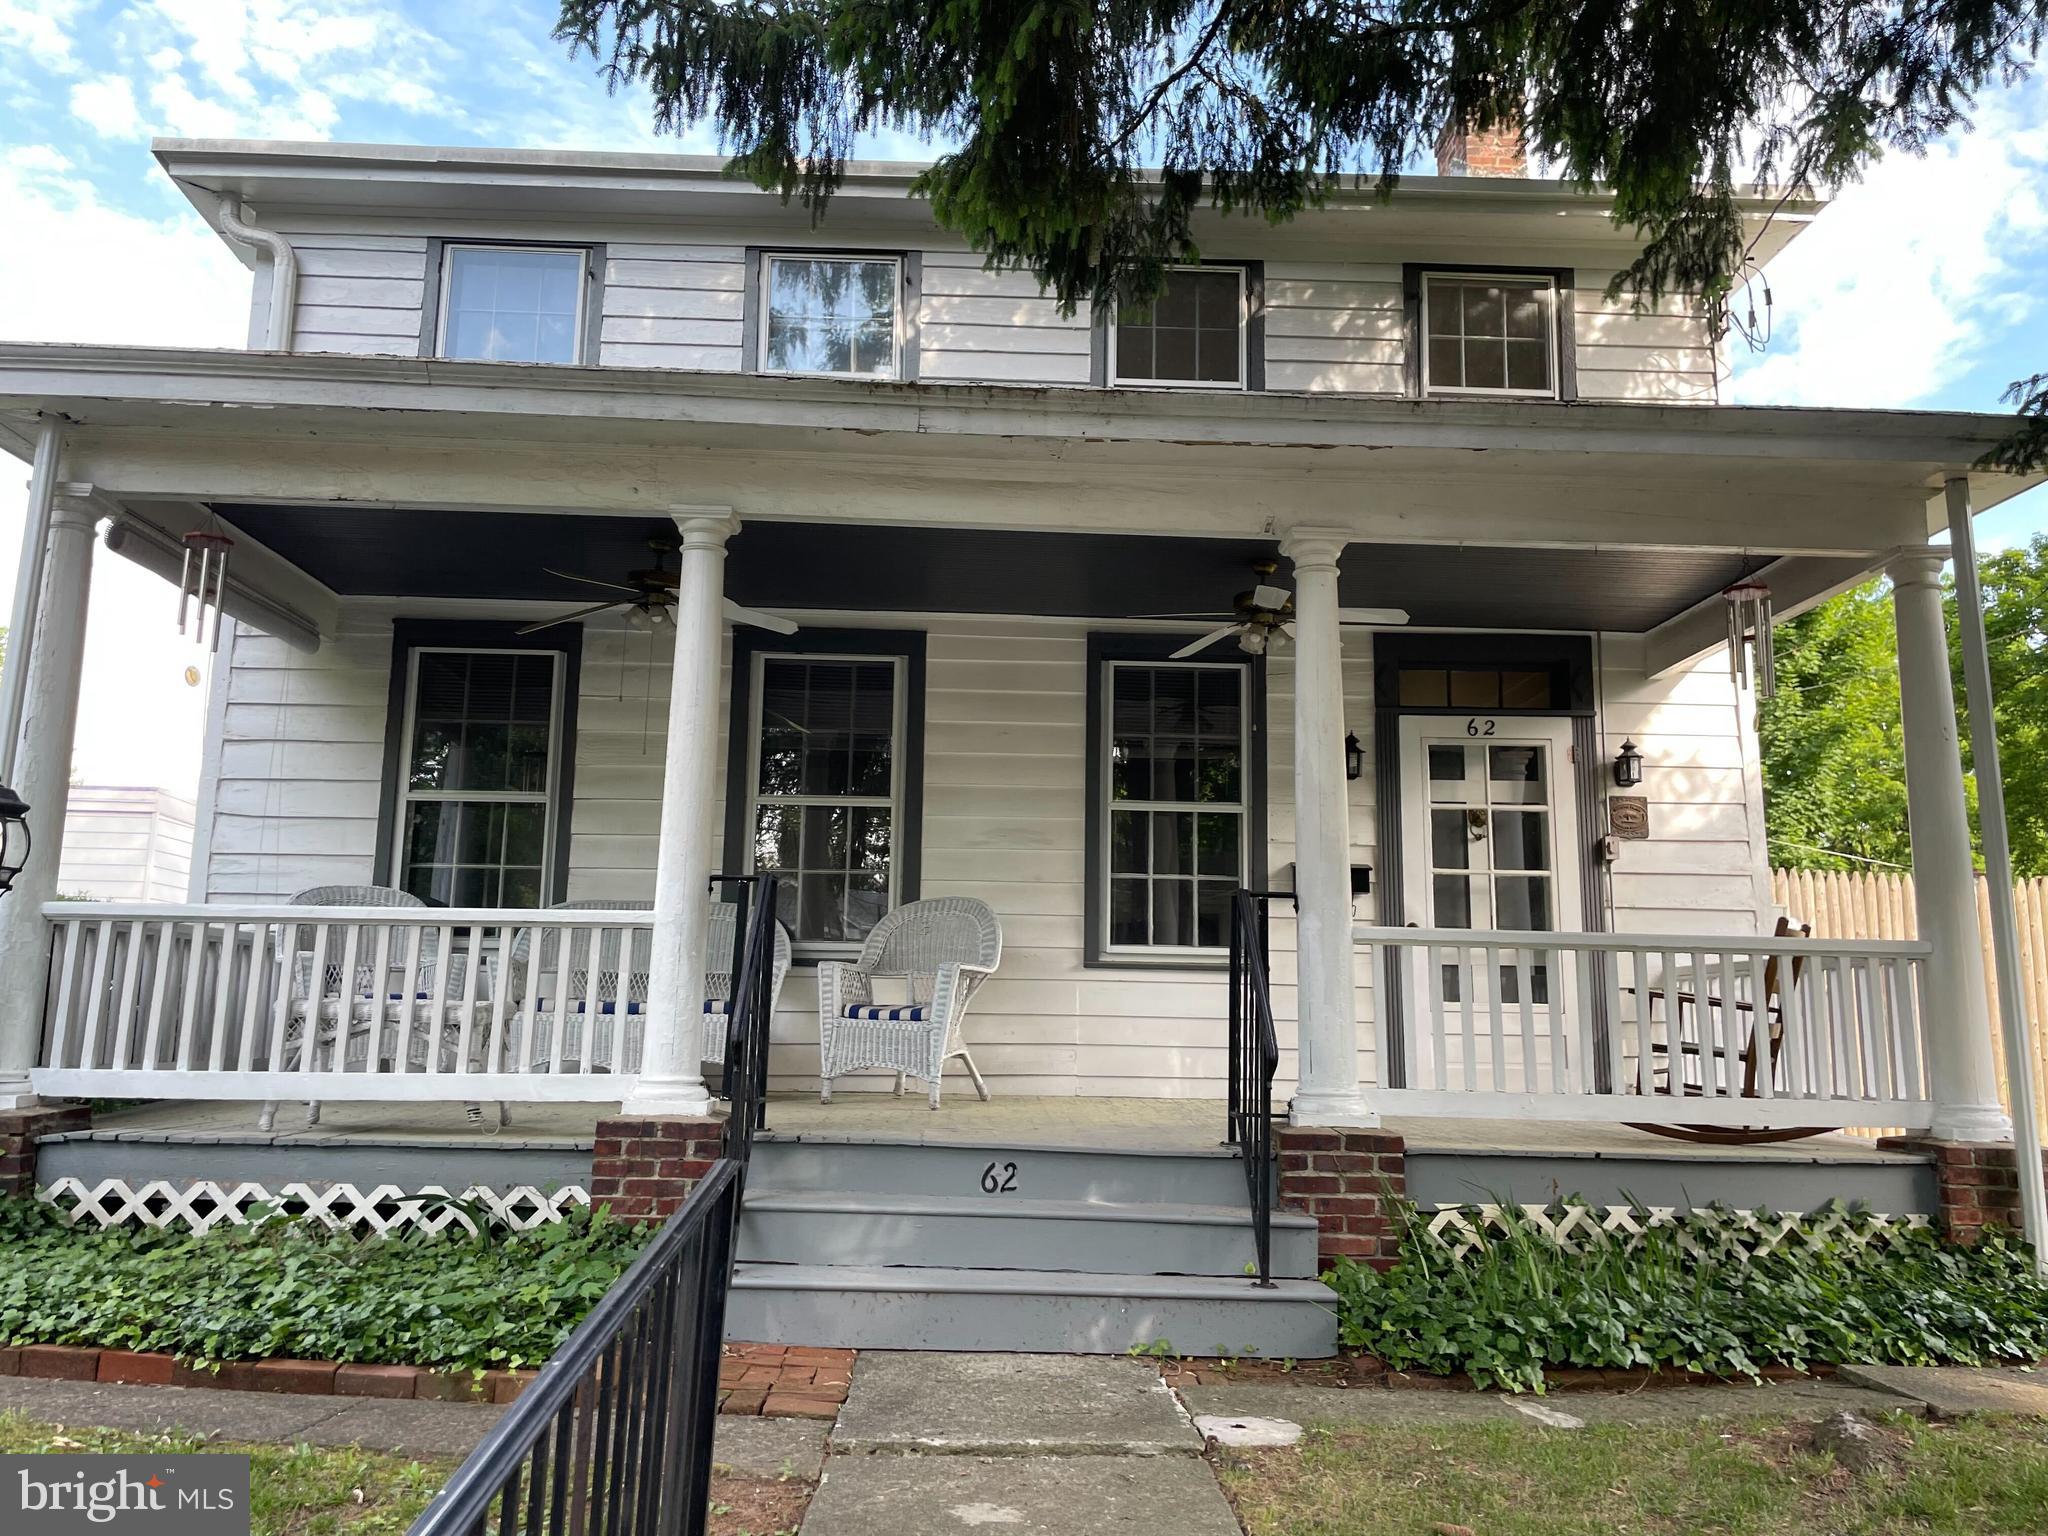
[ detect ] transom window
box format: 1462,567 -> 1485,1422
761,254 -> 902,378
1104,663 -> 1247,951
1113,267 -> 1247,387
1421,273 -> 1557,396
437,245 -> 586,364
397,649 -> 562,906
1397,667 -> 1553,709
748,655 -> 904,947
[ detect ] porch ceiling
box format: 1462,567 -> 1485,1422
217,504 -> 1786,633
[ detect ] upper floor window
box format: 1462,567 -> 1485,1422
1421,273 -> 1558,397
761,254 -> 902,378
437,245 -> 587,364
1112,266 -> 1247,388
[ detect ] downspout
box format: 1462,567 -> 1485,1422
213,196 -> 297,351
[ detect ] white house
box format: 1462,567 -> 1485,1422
57,786 -> 196,904
0,129 -> 2037,1352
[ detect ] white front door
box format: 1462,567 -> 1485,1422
1396,714 -> 1585,1087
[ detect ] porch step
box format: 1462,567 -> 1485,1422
727,1263 -> 1338,1357
739,1190 -> 1321,1279
749,1136 -> 1251,1207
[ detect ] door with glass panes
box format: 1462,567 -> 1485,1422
1397,715 -> 1583,1087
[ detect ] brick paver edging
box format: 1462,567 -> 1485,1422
0,1342 -> 854,1419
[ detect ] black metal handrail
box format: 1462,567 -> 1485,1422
408,1159 -> 740,1536
1227,888 -> 1281,1287
711,872 -> 779,1154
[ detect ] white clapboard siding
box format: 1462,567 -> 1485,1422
283,230 -> 428,358
1263,261 -> 1406,395
1574,273 -> 1719,403
600,244 -> 747,371
57,787 -> 197,903
918,253 -> 1092,385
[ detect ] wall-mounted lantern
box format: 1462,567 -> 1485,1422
1613,739 -> 1644,789
1344,731 -> 1364,781
0,783 -> 30,897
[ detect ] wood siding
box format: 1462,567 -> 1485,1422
916,252 -> 1093,385
201,607 -> 1768,1097
599,243 -> 747,371
1573,272 -> 1721,403
1263,262 -> 1406,395
283,230 -> 429,357
58,786 -> 196,903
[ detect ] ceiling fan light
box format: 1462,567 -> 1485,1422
1238,629 -> 1268,656
624,605 -> 655,633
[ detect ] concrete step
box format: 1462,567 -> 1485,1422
739,1190 -> 1322,1279
749,1135 -> 1252,1207
727,1263 -> 1338,1357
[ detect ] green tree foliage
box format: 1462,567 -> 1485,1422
551,0 -> 2048,425
1955,535 -> 2048,876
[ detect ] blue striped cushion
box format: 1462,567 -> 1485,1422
842,1004 -> 928,1022
535,999 -> 645,1016
704,999 -> 732,1015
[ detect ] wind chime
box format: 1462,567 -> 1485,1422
178,529 -> 234,653
1724,579 -> 1776,700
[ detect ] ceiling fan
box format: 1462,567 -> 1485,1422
1143,561 -> 1409,659
516,537 -> 798,637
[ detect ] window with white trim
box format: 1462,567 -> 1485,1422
748,654 -> 905,948
396,648 -> 563,906
437,245 -> 587,364
1420,273 -> 1558,397
1103,662 -> 1247,951
760,254 -> 902,378
1113,266 -> 1247,387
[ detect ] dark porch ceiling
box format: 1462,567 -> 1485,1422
216,504 -> 1790,633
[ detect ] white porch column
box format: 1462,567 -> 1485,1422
1889,548 -> 2010,1142
625,507 -> 740,1118
1282,527 -> 1375,1127
0,501 -> 98,1108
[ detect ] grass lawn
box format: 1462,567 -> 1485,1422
1215,1412 -> 2048,1536
0,1414 -> 813,1536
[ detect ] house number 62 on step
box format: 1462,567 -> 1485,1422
979,1161 -> 1019,1193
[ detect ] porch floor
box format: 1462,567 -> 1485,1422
70,1094 -> 1921,1165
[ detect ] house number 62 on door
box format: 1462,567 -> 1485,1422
1465,718 -> 1497,737
979,1161 -> 1019,1193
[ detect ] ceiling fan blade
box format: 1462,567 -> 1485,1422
541,567 -> 640,595
516,600 -> 627,636
1128,611 -> 1234,620
723,598 -> 799,635
1337,607 -> 1411,626
1169,624 -> 1242,661
1250,584 -> 1293,610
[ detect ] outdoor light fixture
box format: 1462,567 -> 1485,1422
0,783 -> 30,897
1613,739 -> 1644,788
1345,731 -> 1364,781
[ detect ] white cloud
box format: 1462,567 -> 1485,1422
1729,79 -> 2048,409
69,75 -> 143,138
0,0 -> 85,70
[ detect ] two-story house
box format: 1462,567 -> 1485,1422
0,129 -> 2038,1353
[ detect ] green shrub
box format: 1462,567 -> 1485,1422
1327,1200 -> 2048,1393
0,1195 -> 653,1372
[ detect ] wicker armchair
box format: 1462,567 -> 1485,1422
508,901 -> 655,1076
256,885 -> 493,1132
701,900 -> 793,1068
817,897 -> 1001,1109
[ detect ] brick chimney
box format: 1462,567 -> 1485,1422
1434,120 -> 1526,177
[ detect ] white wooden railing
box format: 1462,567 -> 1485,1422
1356,924 -> 1937,1131
35,903 -> 658,1102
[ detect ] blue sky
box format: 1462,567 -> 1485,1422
0,0 -> 2045,791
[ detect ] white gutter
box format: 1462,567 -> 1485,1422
212,197 -> 297,351
0,416 -> 64,785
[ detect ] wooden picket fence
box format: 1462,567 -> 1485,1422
1772,868 -> 2048,1139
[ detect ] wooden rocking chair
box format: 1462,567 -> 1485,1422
1627,915 -> 1826,1146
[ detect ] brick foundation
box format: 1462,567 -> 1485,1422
0,1103 -> 91,1197
588,1117 -> 724,1221
1276,1127 -> 1407,1270
1877,1136 -> 2048,1243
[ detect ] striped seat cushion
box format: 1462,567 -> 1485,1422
535,999 -> 646,1016
842,1004 -> 928,1022
704,999 -> 732,1015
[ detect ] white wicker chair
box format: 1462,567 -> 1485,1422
256,885 -> 493,1132
817,897 -> 1001,1109
702,901 -> 793,1068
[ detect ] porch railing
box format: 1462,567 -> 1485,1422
1227,890 -> 1280,1286
712,874 -> 778,1153
1358,924 -> 1937,1130
36,902 -> 662,1101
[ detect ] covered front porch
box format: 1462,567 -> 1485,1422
0,342 -> 2036,1157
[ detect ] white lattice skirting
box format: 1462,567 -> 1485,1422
38,1178 -> 591,1236
1423,1202 -> 1933,1262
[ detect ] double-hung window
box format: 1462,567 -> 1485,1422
436,245 -> 589,364
395,648 -> 563,906
1112,266 -> 1248,387
1420,273 -> 1558,397
1102,662 -> 1248,953
747,654 -> 905,948
759,254 -> 902,378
